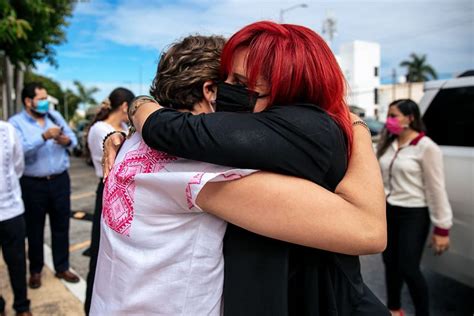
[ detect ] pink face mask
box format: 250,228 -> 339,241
386,117 -> 404,135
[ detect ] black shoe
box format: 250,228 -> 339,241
82,247 -> 91,257
29,273 -> 41,289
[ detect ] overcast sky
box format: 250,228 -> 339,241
36,0 -> 474,103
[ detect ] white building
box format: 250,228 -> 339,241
336,40 -> 381,118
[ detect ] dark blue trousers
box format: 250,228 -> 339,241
0,214 -> 30,313
20,171 -> 71,274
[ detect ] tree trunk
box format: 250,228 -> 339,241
14,63 -> 25,114
1,53 -> 7,120
4,56 -> 14,119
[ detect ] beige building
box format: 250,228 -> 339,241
376,82 -> 424,121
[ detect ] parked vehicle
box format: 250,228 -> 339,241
419,72 -> 474,287
72,119 -> 90,157
364,117 -> 385,137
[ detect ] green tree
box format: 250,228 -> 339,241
1,0 -> 73,67
1,0 -> 73,118
400,53 -> 438,82
0,2 -> 31,44
73,80 -> 99,108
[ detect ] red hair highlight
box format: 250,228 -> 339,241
221,21 -> 353,156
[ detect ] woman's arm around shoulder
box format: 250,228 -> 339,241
196,116 -> 387,255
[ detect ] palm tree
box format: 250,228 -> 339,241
400,53 -> 438,82
73,80 -> 99,108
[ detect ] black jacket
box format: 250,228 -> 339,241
142,103 -> 389,316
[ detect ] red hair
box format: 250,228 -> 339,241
221,21 -> 353,156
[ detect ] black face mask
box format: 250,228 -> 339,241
215,82 -> 267,113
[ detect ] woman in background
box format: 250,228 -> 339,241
84,87 -> 134,314
377,99 -> 452,316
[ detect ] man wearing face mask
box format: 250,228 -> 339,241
9,82 -> 80,290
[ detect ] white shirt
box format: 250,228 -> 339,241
379,135 -> 453,229
90,133 -> 256,315
0,121 -> 25,221
87,121 -> 126,178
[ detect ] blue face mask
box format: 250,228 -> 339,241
34,99 -> 49,115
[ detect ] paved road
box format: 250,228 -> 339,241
44,156 -> 97,279
50,156 -> 473,315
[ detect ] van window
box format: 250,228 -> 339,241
423,86 -> 474,147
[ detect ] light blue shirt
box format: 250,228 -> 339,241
9,109 -> 78,177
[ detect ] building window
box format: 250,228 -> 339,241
374,88 -> 379,105
374,67 -> 379,77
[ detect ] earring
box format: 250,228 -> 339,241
209,99 -> 216,113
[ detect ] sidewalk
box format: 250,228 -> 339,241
0,245 -> 85,316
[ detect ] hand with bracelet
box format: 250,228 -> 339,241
102,96 -> 162,177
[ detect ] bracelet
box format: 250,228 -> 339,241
352,120 -> 371,133
102,131 -> 126,151
128,95 -> 159,126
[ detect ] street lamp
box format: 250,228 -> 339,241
279,3 -> 308,23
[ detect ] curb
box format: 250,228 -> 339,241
43,244 -> 86,303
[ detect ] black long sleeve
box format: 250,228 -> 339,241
142,104 -> 345,187
141,103 -> 385,315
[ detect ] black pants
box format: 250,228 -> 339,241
84,179 -> 104,315
20,171 -> 71,274
382,203 -> 430,316
0,214 -> 30,313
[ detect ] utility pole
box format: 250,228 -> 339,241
139,64 -> 143,95
279,3 -> 308,23
64,92 -> 69,122
392,68 -> 397,102
322,12 -> 337,50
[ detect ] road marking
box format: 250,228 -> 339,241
69,240 -> 91,253
71,191 -> 95,201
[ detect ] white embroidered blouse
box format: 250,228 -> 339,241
90,133 -> 255,315
0,121 -> 24,221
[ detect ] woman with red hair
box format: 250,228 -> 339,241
104,21 -> 388,315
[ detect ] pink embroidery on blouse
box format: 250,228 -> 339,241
103,141 -> 177,236
186,173 -> 205,209
185,172 -> 244,210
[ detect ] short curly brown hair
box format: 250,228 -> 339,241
150,35 -> 226,110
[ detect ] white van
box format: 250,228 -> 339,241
419,73 -> 474,287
